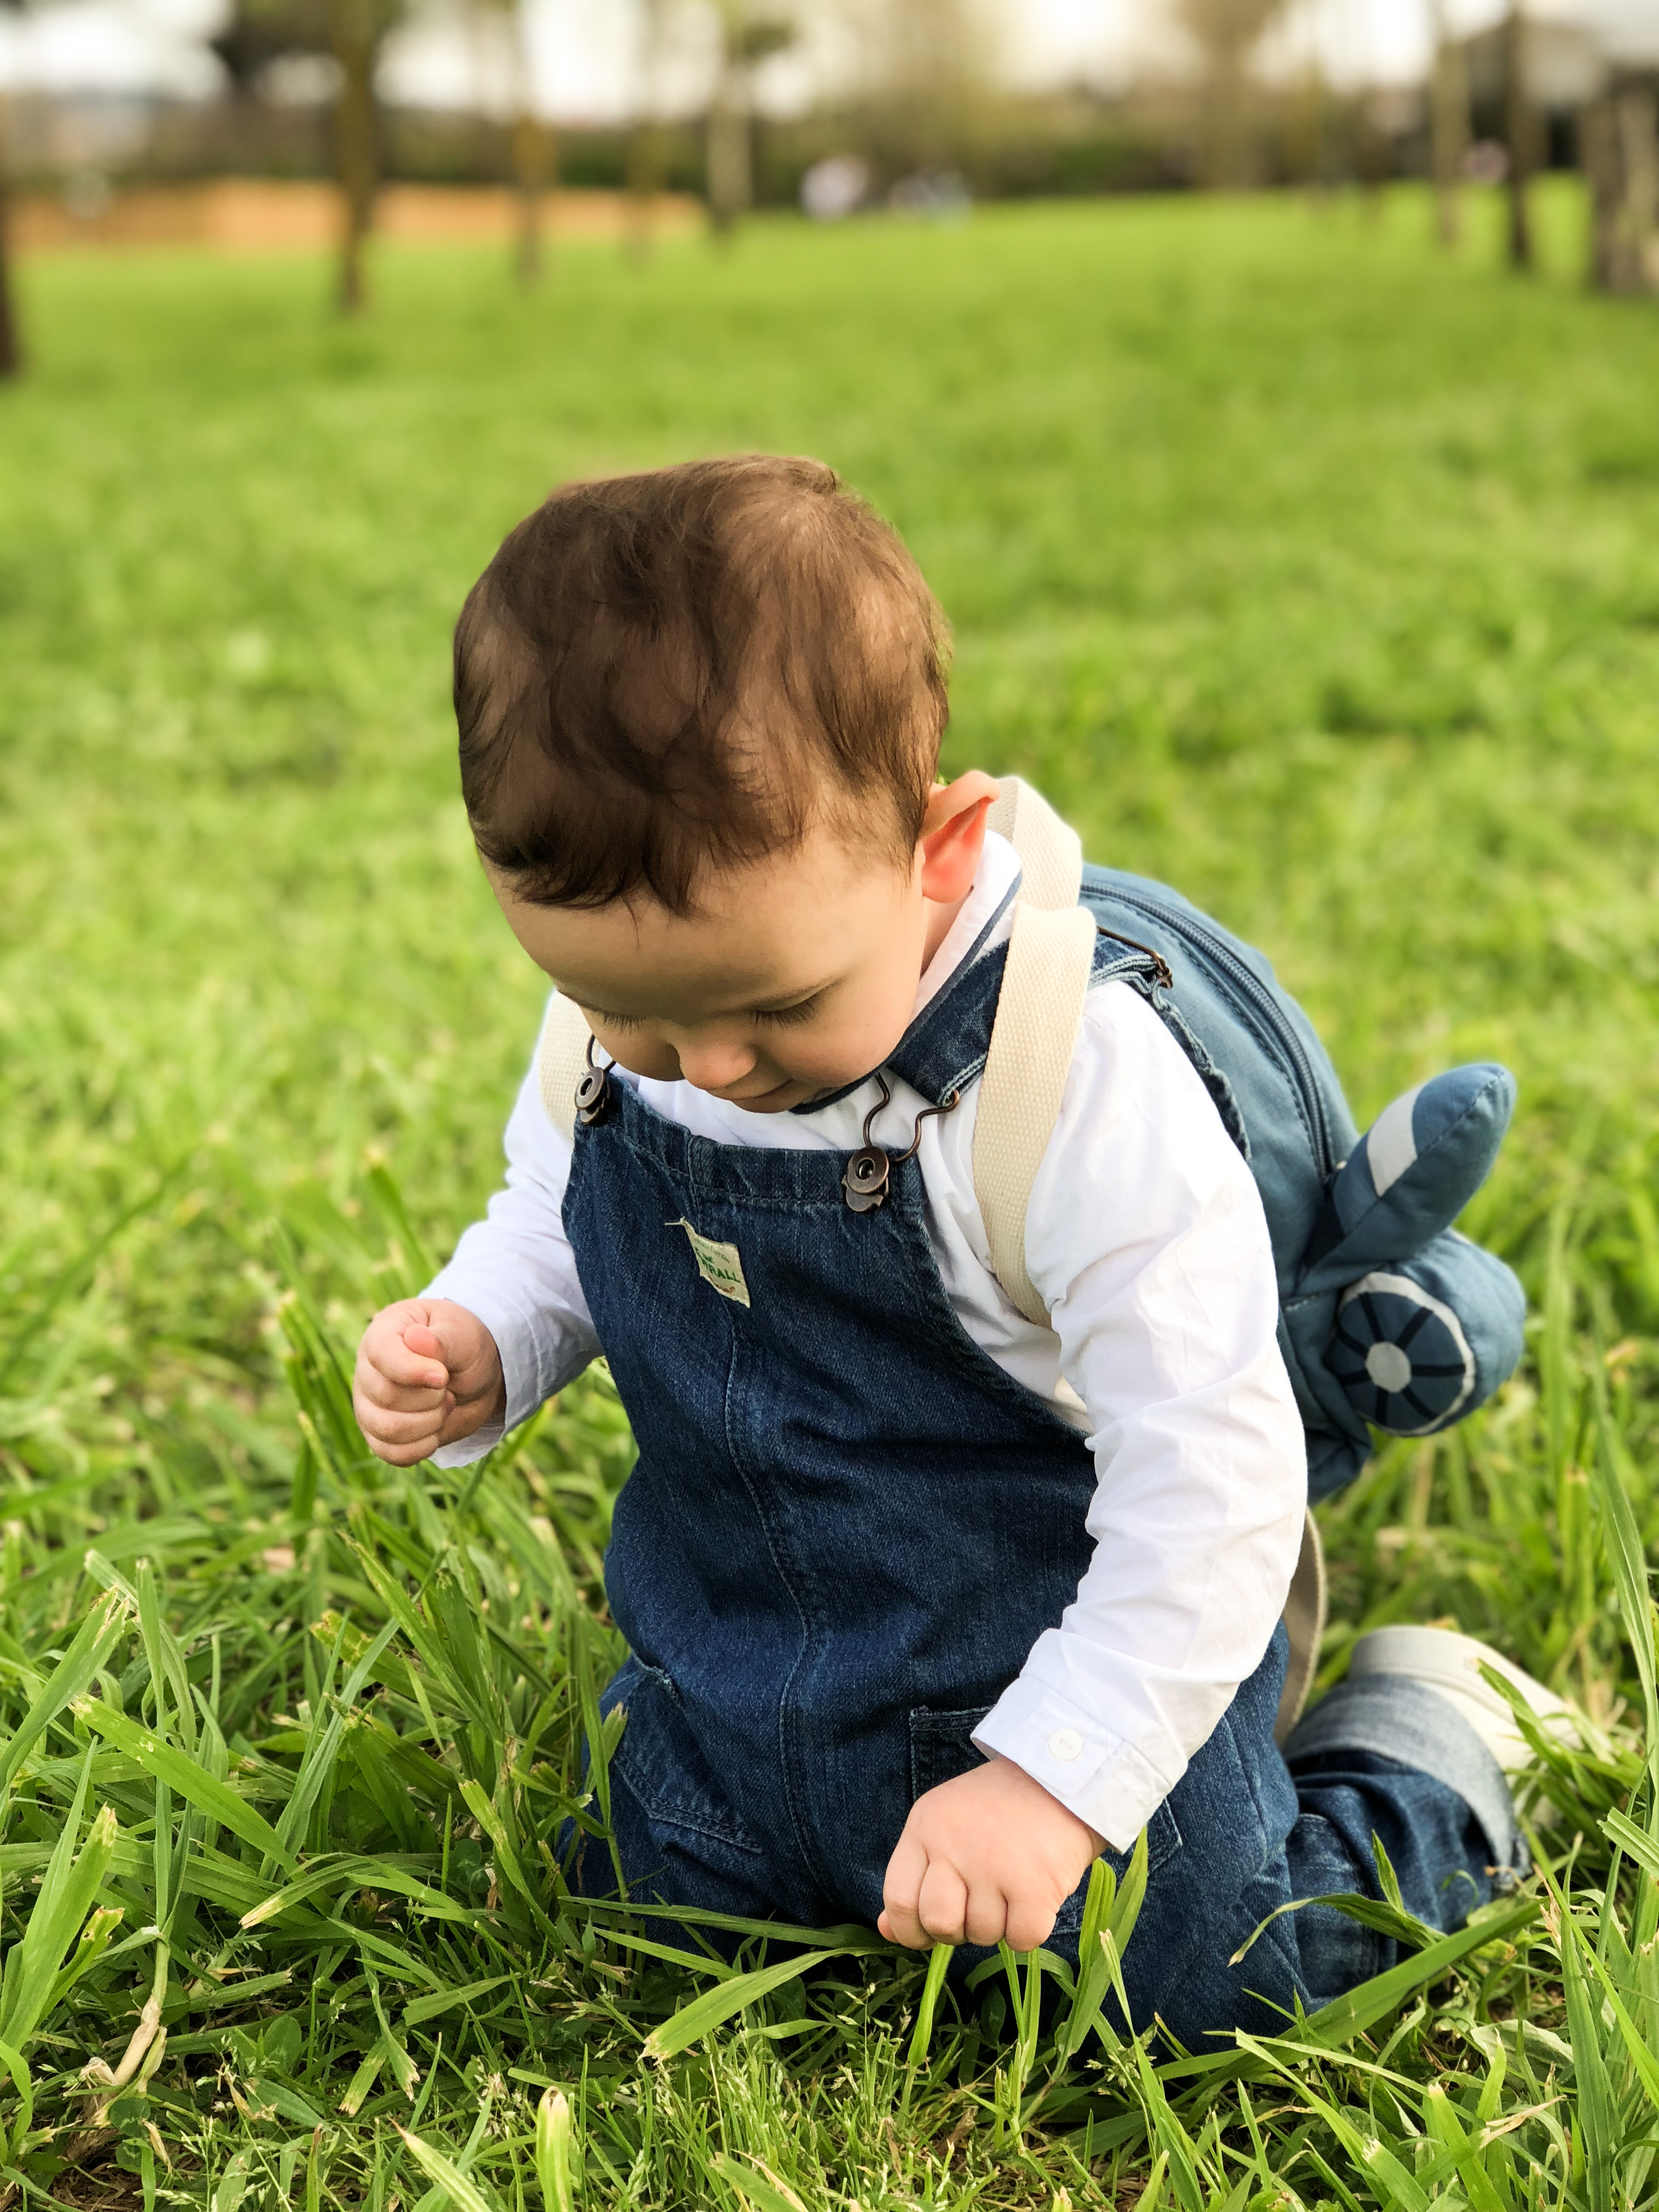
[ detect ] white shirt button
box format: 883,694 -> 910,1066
1047,1728 -> 1083,1763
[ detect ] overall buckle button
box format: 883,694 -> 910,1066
843,1148 -> 890,1212
575,1032 -> 614,1127
574,1066 -> 611,1127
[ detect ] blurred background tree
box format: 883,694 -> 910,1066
845,0 -> 998,185
330,0 -> 404,306
1502,0 -> 1537,265
4,0 -> 1655,311
1178,0 -> 1291,188
1582,79 -> 1659,292
466,0 -> 555,281
706,0 -> 794,233
624,0 -> 668,258
1427,0 -> 1470,244
0,0 -> 19,376
214,0 -> 405,308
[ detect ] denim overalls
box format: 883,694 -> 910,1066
562,931 -> 1518,2046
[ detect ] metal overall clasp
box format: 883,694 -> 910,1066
842,1073 -> 960,1213
574,1032 -> 614,1127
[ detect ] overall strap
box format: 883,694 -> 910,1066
973,778 -> 1097,1329
537,989 -> 591,1141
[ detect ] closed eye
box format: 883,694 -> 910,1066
753,995 -> 823,1028
583,995 -> 824,1031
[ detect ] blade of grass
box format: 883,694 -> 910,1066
641,1949 -> 840,2060
71,1696 -> 298,1872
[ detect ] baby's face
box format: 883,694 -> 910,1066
489,783 -> 992,1113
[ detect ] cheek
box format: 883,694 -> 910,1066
596,1029 -> 682,1082
780,982 -> 918,1085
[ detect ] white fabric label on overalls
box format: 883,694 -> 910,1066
669,1218 -> 751,1308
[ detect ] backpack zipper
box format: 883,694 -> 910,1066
1093,883 -> 1335,1180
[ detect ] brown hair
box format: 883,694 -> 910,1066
454,455 -> 949,912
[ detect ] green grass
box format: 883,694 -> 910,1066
1,179 -> 1657,2208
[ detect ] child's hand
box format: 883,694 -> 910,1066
878,1756 -> 1104,1953
352,1299 -> 504,1466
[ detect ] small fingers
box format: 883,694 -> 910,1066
880,1835 -> 930,1950
1003,1894 -> 1060,1953
364,1328 -> 449,1395
365,1431 -> 443,1467
916,1860 -> 971,1946
353,1345 -> 448,1417
355,1376 -> 448,1424
437,1397 -> 501,1448
357,1396 -> 454,1447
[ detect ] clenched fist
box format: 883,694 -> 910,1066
353,1298 -> 505,1466
879,1754 -> 1104,1953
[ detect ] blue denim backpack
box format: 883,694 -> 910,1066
978,781 -> 1526,1508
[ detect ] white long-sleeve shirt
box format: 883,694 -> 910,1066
428,832 -> 1307,1848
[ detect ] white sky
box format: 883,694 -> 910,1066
2,0 -> 1652,113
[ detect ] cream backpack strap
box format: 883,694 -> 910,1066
973,778 -> 1096,1329
975,782 -> 1327,1728
535,989 -> 595,1142
984,777 -> 1085,912
1274,1510 -> 1327,1745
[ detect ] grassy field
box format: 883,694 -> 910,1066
2,182 -> 1658,2209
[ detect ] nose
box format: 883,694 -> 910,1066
675,1033 -> 759,1095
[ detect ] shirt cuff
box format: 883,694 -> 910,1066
972,1675 -> 1183,1853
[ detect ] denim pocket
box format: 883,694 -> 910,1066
908,1705 -> 996,1801
606,1657 -> 763,1854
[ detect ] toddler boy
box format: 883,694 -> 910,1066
356,456 -> 1551,2044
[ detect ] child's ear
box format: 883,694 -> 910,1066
918,771 -> 1000,903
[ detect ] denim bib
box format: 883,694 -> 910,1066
562,929 -> 1142,1921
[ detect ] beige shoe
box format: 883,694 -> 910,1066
1347,1625 -> 1577,1775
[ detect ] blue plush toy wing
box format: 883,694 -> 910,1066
1298,1063 -> 1515,1293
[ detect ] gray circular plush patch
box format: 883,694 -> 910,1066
1328,1271 -> 1476,1436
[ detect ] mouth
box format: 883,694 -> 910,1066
715,1076 -> 802,1110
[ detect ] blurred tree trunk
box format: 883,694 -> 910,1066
852,0 -> 992,189
706,0 -> 795,239
625,116 -> 663,261
513,106 -> 554,283
0,106 -> 19,381
1180,0 -> 1288,189
1353,88 -> 1389,215
1200,42 -> 1249,187
1583,87 -> 1659,294
1502,0 -> 1533,269
1288,65 -> 1330,200
0,202 -> 19,382
1427,0 -> 1468,246
330,0 -> 379,312
625,0 -> 667,261
706,64 -> 751,233
0,35 -> 21,377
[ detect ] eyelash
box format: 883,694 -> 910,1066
590,998 -> 822,1032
